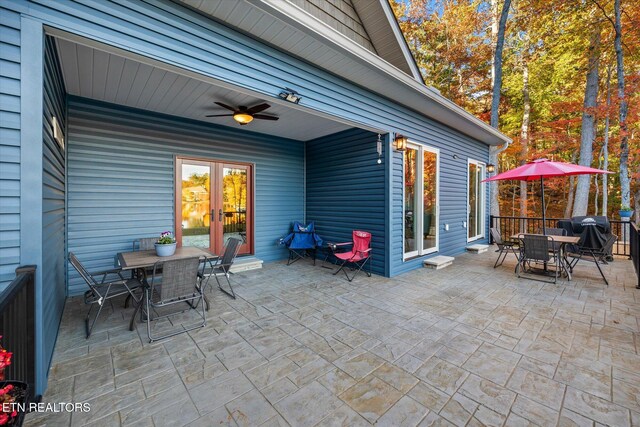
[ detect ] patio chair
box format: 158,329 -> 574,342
566,226 -> 617,286
331,230 -> 372,282
198,237 -> 242,307
516,234 -> 560,284
544,227 -> 567,254
278,221 -> 324,265
143,256 -> 206,342
68,252 -> 142,338
490,228 -> 519,268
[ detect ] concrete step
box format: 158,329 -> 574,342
423,255 -> 454,270
466,244 -> 490,254
230,256 -> 263,273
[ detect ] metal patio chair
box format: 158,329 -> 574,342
566,226 -> 617,286
199,237 -> 242,306
516,234 -> 560,284
69,252 -> 142,338
143,256 -> 206,342
278,221 -> 324,265
490,227 -> 519,268
331,230 -> 372,282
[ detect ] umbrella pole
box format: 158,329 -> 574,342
540,176 -> 546,235
541,176 -> 548,272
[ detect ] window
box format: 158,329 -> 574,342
468,159 -> 486,241
404,143 -> 439,259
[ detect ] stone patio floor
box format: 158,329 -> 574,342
26,251 -> 640,427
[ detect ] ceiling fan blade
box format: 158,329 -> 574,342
214,102 -> 237,112
253,114 -> 279,121
246,103 -> 271,114
205,113 -> 234,117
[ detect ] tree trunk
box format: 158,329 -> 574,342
572,26 -> 600,217
614,0 -> 630,209
519,58 -> 530,220
603,64 -> 612,216
489,0 -> 512,217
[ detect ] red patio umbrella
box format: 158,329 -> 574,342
483,159 -> 611,234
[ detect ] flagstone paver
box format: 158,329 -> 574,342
26,251 -> 639,426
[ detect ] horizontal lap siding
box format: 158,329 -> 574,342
306,129 -> 385,275
0,7 -> 21,289
391,133 -> 489,276
66,98 -> 303,296
42,37 -> 66,372
3,0 -> 497,288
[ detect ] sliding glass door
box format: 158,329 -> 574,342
468,160 -> 486,241
176,158 -> 252,255
404,143 -> 439,259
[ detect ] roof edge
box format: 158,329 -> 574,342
252,0 -> 512,146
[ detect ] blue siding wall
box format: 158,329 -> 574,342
66,98 -> 303,296
390,136 -> 490,276
0,6 -> 21,289
42,36 -> 66,374
306,129 -> 386,276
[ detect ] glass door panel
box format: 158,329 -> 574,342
404,147 -> 419,255
468,163 -> 477,239
222,165 -> 250,254
468,161 -> 485,241
423,150 -> 438,252
180,162 -> 211,248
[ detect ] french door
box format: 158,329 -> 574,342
468,159 -> 486,241
404,142 -> 439,259
175,158 -> 253,255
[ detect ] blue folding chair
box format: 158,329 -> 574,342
278,221 -> 324,265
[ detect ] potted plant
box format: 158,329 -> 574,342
619,205 -> 634,219
155,231 -> 176,257
0,338 -> 28,426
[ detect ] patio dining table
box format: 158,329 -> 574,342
117,246 -> 218,330
511,234 -> 581,280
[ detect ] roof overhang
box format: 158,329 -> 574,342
178,0 -> 512,146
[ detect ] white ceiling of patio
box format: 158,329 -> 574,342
54,37 -> 357,141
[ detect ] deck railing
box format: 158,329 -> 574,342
490,215 -> 633,257
0,265 -> 37,401
631,222 -> 640,289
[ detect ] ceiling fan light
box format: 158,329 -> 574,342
233,113 -> 254,124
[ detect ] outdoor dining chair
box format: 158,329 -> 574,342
331,230 -> 372,282
566,226 -> 617,286
69,252 -> 142,338
490,227 -> 519,268
198,237 -> 242,306
143,256 -> 206,342
516,234 -> 560,284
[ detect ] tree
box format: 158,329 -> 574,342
614,0 -> 630,210
489,0 -> 512,217
572,25 -> 600,216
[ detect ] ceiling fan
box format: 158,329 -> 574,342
206,102 -> 279,125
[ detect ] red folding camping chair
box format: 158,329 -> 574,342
331,230 -> 372,282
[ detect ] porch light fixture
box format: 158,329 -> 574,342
233,112 -> 254,124
278,87 -> 301,104
394,134 -> 407,152
487,163 -> 496,173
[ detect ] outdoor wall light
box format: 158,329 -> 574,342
487,163 -> 496,173
394,134 -> 407,151
278,87 -> 301,104
233,112 -> 254,124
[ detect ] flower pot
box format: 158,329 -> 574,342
0,381 -> 29,426
155,242 -> 176,257
619,210 -> 633,219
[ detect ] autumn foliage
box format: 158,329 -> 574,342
393,0 -> 639,218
